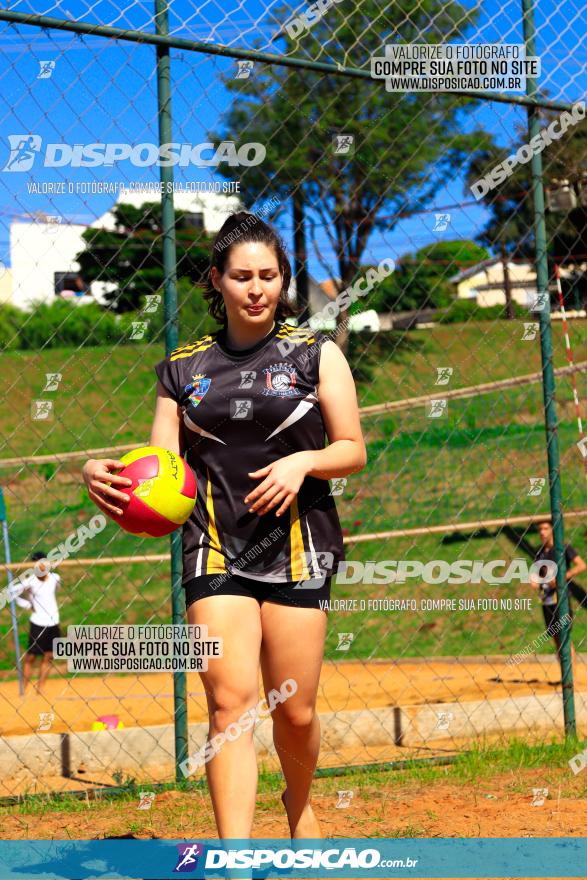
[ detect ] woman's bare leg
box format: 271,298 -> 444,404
259,603 -> 327,838
188,596 -> 262,838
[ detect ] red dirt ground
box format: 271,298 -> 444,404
1,767 -> 585,880
0,655 -> 580,737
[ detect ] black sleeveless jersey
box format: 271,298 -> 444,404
154,321 -> 345,584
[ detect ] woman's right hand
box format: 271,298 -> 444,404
82,458 -> 133,517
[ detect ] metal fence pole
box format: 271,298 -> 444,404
0,489 -> 24,696
0,11 -> 576,113
522,0 -> 576,736
154,0 -> 189,777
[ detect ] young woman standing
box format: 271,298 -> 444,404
82,212 -> 367,839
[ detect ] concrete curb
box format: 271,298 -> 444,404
2,692 -> 586,780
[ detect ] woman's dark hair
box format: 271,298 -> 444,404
203,211 -> 299,326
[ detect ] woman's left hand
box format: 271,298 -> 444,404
244,452 -> 313,517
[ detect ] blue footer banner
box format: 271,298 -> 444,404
0,838 -> 585,878
0,837 -> 587,880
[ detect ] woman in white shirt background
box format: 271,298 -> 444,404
15,551 -> 62,695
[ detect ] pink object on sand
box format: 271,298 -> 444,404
97,714 -> 119,730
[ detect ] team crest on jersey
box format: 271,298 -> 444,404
262,363 -> 301,397
183,373 -> 211,407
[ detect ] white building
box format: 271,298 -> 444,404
449,257 -> 538,307
449,257 -> 586,312
8,188 -> 241,311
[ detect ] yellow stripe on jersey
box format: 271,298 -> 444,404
275,324 -> 317,347
289,496 -> 310,581
205,466 -> 226,574
170,335 -> 216,361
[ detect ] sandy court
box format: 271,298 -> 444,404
0,655 -> 583,737
1,767 -> 586,849
1,658 -> 586,856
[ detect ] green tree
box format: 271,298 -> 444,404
76,202 -> 213,312
367,240 -> 490,313
465,105 -> 587,307
210,0 -> 489,352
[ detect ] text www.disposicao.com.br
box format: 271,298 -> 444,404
70,657 -> 203,671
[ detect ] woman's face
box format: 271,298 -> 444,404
211,241 -> 283,325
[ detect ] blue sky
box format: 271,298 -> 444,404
0,0 -> 585,281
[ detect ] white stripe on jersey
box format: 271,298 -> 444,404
195,531 -> 205,578
305,518 -> 322,578
184,412 -> 227,445
265,392 -> 318,441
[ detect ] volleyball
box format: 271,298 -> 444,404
109,446 -> 197,538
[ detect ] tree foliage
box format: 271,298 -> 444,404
77,202 -> 214,312
367,240 -> 490,312
209,0 -> 490,348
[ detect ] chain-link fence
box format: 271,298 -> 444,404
0,0 -> 586,800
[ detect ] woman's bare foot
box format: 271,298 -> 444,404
281,789 -> 321,839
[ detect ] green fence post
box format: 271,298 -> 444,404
154,0 -> 189,778
522,0 -> 576,737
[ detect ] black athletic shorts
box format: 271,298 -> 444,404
184,571 -> 332,610
27,622 -> 61,655
542,602 -> 574,633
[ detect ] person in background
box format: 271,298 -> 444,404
15,551 -> 62,695
532,520 -> 586,672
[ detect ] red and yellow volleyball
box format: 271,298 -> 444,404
109,446 -> 196,538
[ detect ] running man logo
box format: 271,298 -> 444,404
336,790 -> 354,808
336,632 -> 354,651
522,322 -> 539,340
3,134 -> 42,172
130,321 -> 149,340
31,400 -> 53,421
427,399 -> 447,418
239,370 -> 256,389
433,213 -> 451,232
142,294 -> 161,314
531,787 -> 548,807
43,215 -> 62,235
435,367 -> 453,386
43,373 -> 62,392
174,843 -> 204,873
37,61 -> 56,79
235,60 -> 253,78
435,711 -> 454,731
529,291 -> 549,312
333,134 -> 354,155
329,477 -> 347,496
527,477 -> 546,496
230,398 -> 253,420
137,791 -> 155,810
37,712 -> 54,731
293,552 -> 334,588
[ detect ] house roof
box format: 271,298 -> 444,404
448,257 -> 502,284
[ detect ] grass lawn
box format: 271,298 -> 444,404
1,319 -> 587,670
